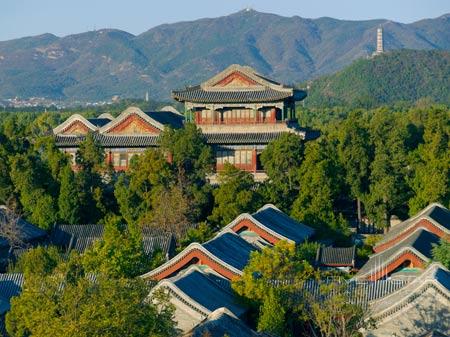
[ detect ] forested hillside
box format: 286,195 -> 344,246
0,10 -> 449,101
304,50 -> 450,108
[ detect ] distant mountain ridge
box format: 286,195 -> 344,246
0,10 -> 449,101
304,49 -> 450,107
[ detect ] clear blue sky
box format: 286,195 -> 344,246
1,0 -> 449,41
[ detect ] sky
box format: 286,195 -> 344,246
1,0 -> 449,41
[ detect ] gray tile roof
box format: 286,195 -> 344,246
170,267 -> 246,318
186,308 -> 259,337
0,273 -> 23,315
172,85 -> 298,103
369,262 -> 450,319
0,208 -> 46,248
202,232 -> 257,272
54,133 -> 160,148
375,203 -> 450,249
204,132 -> 285,145
357,229 -> 441,278
49,224 -> 176,259
144,111 -> 184,129
251,204 -> 315,244
316,246 -> 356,267
49,224 -> 104,253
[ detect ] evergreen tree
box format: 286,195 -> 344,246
114,148 -> 172,225
58,165 -> 81,224
260,133 -> 305,211
408,107 -> 449,213
160,123 -> 213,221
366,109 -> 411,228
82,215 -> 148,278
337,110 -> 373,223
291,140 -> 350,244
208,163 -> 262,227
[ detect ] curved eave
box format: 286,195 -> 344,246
171,90 -> 295,104
293,89 -> 307,101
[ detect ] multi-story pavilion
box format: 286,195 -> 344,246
172,64 -> 317,176
54,64 -> 317,176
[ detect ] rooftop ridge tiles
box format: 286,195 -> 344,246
53,114 -> 99,134
99,106 -> 166,133
375,203 -> 449,248
369,262 -> 450,320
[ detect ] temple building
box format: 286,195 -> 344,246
54,106 -> 184,171
54,65 -> 317,176
173,64 -> 317,178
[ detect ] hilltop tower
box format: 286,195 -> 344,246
373,27 -> 384,56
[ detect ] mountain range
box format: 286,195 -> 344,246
0,10 -> 449,101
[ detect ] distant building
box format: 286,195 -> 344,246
372,27 -> 384,56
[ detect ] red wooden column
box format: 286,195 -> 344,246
252,149 -> 257,172
270,108 -> 277,123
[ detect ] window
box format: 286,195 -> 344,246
120,153 -> 127,167
113,153 -> 120,167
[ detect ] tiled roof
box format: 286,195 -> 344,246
357,229 -> 441,278
251,204 -> 315,244
0,207 -> 46,248
169,266 -> 246,318
49,224 -> 104,253
49,224 -> 176,258
141,227 -> 176,258
144,111 -> 184,129
316,246 -> 356,267
375,203 -> 450,249
54,133 -> 160,148
172,86 -> 297,103
369,262 -> 450,318
202,232 -> 257,272
0,273 -> 24,314
204,132 -> 286,144
186,308 -> 259,337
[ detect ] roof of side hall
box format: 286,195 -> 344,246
222,204 -> 314,244
374,203 -> 450,251
172,64 -> 306,103
356,229 -> 441,279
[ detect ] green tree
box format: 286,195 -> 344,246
366,109 -> 411,228
9,153 -> 57,229
10,246 -> 61,278
75,133 -> 109,223
304,282 -> 373,337
6,259 -> 176,337
257,288 -> 287,336
260,133 -> 305,211
291,140 -> 350,244
58,165 -> 81,224
114,148 -> 172,225
408,107 -> 449,213
208,163 -> 262,227
82,215 -> 147,278
337,110 -> 372,223
432,237 -> 450,269
233,241 -> 318,303
160,123 -> 213,221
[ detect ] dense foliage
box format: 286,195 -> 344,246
0,101 -> 448,336
305,50 -> 450,108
